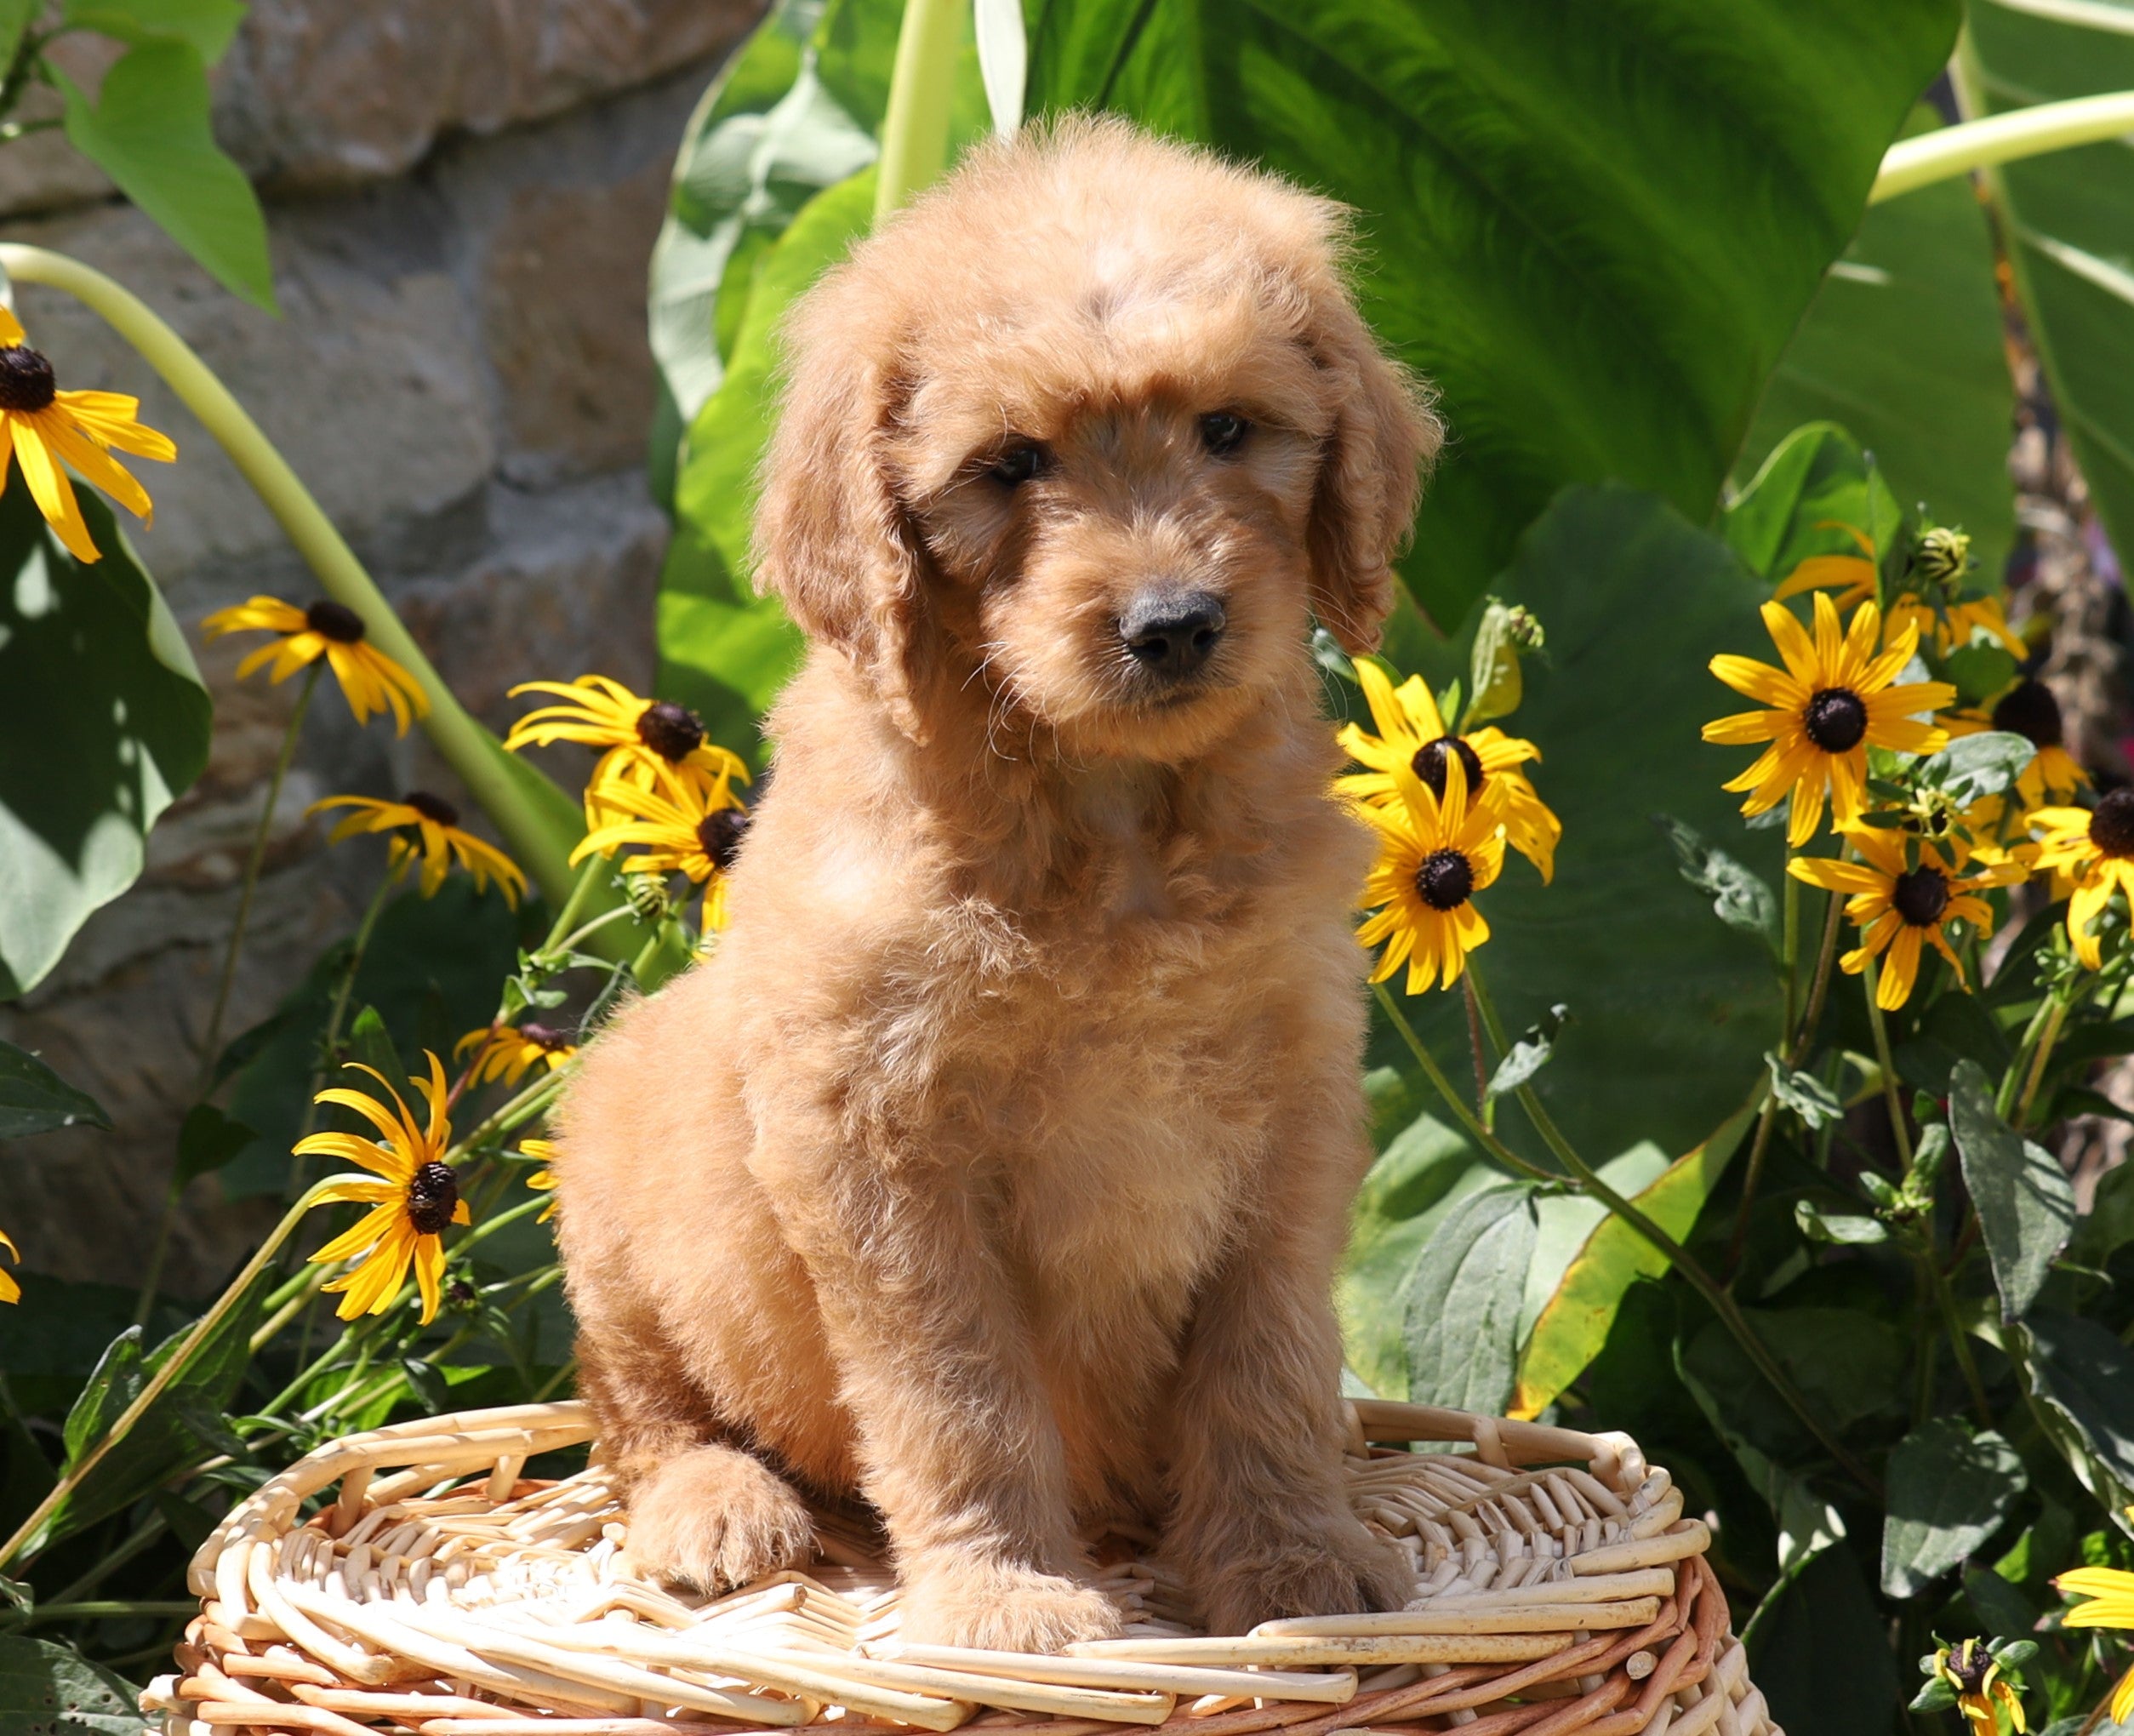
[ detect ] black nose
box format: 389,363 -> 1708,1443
1120,590 -> 1226,679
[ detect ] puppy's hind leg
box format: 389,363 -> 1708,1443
623,1442 -> 817,1594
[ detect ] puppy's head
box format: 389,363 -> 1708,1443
756,117 -> 1441,761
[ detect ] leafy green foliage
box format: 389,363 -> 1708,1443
0,1633 -> 146,1733
62,0 -> 245,60
1950,1061 -> 2079,1322
1744,1544 -> 1902,1736
0,1044 -> 109,1139
1881,1419 -> 2028,1598
1026,0 -> 1959,625
169,1102 -> 254,1191
1722,421 -> 1905,585
0,484 -> 210,998
1484,1004 -> 1567,1102
1656,815 -> 1780,956
1401,1184 -> 1537,1414
2025,1314 -> 2134,1523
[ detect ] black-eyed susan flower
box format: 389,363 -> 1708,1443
311,791 -> 528,907
0,306 -> 174,564
2030,789 -> 2134,969
1705,594 -> 1954,847
202,597 -> 431,735
295,1054 -> 470,1324
1931,1639 -> 2028,1736
504,675 -> 749,825
1335,656 -> 1559,882
1355,753 -> 1507,995
454,1020 -> 576,1088
1789,831 -> 2022,1010
2058,1562 -> 2134,1727
569,762 -> 750,932
519,1137 -> 558,1223
0,1229 -> 18,1305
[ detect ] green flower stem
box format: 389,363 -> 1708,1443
551,900 -> 640,959
539,854 -> 607,954
533,1356 -> 579,1403
1782,849 -> 1801,1035
2015,993 -> 2073,1128
1371,982 -> 1555,1185
1464,964 -> 1880,1496
446,1066 -> 571,1161
0,243 -> 586,906
14,1600 -> 199,1624
874,0 -> 963,225
1862,960 -> 1915,1168
452,1189 -> 550,1258
1918,1231 -> 1994,1425
1871,89 -> 2134,205
282,871 -> 397,1217
248,1265 -> 327,1353
0,1177 -> 346,1573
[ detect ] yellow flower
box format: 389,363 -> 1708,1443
504,676 -> 749,825
294,1054 -> 470,1324
1789,831 -> 2021,1010
0,1229 -> 18,1305
2030,790 -> 2134,969
454,1020 -> 576,1088
519,1138 -> 558,1223
2060,1563 -> 2134,1726
310,791 -> 528,908
1334,656 -> 1559,882
569,762 -> 750,932
1704,594 -> 1954,846
1934,1640 -> 2028,1736
202,597 -> 430,736
1355,752 -> 1507,995
0,306 -> 174,564
1773,535 -> 2023,658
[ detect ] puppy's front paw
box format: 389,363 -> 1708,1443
900,1557 -> 1124,1653
625,1444 -> 815,1593
1194,1515 -> 1417,1635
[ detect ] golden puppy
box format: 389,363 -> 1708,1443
555,115 -> 1439,1649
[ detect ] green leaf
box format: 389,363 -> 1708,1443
0,1043 -> 110,1138
1515,1140 -> 1670,1345
1960,8 -> 2134,590
1401,1183 -> 1537,1415
658,167 -> 875,760
1949,1059 -> 2077,1322
1767,1051 -> 1843,1131
1794,1200 -> 1889,1246
1485,1003 -> 1568,1102
1395,486 -> 1783,1168
1917,732 -> 2037,805
1510,1104 -> 1755,1417
0,482 -> 211,998
1027,0 -> 1960,625
1948,643 -> 2021,709
1654,814 -> 1781,956
1880,1419 -> 2028,1599
169,1101 -> 254,1190
62,0 -> 247,60
1462,598 -> 1536,730
973,0 -> 1026,134
1735,106 -> 2017,584
2070,1160 -> 2134,1268
0,1634 -> 147,1733
55,43 -> 275,311
1722,421 -> 1904,585
1683,1305 -> 1905,1462
343,1003 -> 414,1105
2024,1311 -> 2134,1516
1743,1543 -> 1902,1736
1964,1563 -> 2039,1643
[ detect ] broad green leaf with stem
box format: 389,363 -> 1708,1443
1025,0 -> 1960,625
1655,814 -> 1782,958
1736,106 -> 2017,585
1742,1542 -> 1903,1736
1400,1183 -> 1538,1415
0,1632 -> 146,1733
2022,1312 -> 2134,1531
1950,1059 -> 2079,1322
1881,1418 -> 2028,1600
0,1043 -> 109,1138
0,483 -> 209,998
54,43 -> 273,311
1722,421 -> 1904,585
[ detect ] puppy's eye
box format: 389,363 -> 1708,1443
989,441 -> 1049,486
1200,411 -> 1249,456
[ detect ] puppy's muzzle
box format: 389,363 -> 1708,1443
1120,589 -> 1226,682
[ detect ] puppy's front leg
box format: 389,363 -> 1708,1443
754,1124 -> 1120,1651
1164,1118 -> 1417,1632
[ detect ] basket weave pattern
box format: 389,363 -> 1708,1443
154,1399 -> 1780,1736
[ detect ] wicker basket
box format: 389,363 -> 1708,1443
150,1398 -> 1778,1736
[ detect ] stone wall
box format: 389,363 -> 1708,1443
0,0 -> 763,1293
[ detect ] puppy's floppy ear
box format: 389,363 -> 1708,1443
754,275 -> 934,743
1302,286 -> 1441,655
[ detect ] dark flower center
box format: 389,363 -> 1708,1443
403,790 -> 459,827
1944,1645 -> 1992,1695
1414,848 -> 1474,911
1892,865 -> 1951,928
2090,788 -> 2134,859
517,1020 -> 572,1051
405,1160 -> 459,1236
0,345 -> 56,413
1409,734 -> 1486,799
697,807 -> 750,872
305,600 -> 367,643
1803,687 -> 1869,753
1991,677 -> 2064,749
636,700 -> 706,762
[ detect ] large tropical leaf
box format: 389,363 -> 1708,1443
1025,0 -> 1961,625
1737,106 -> 2017,583
0,484 -> 211,997
1960,0 -> 2134,572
